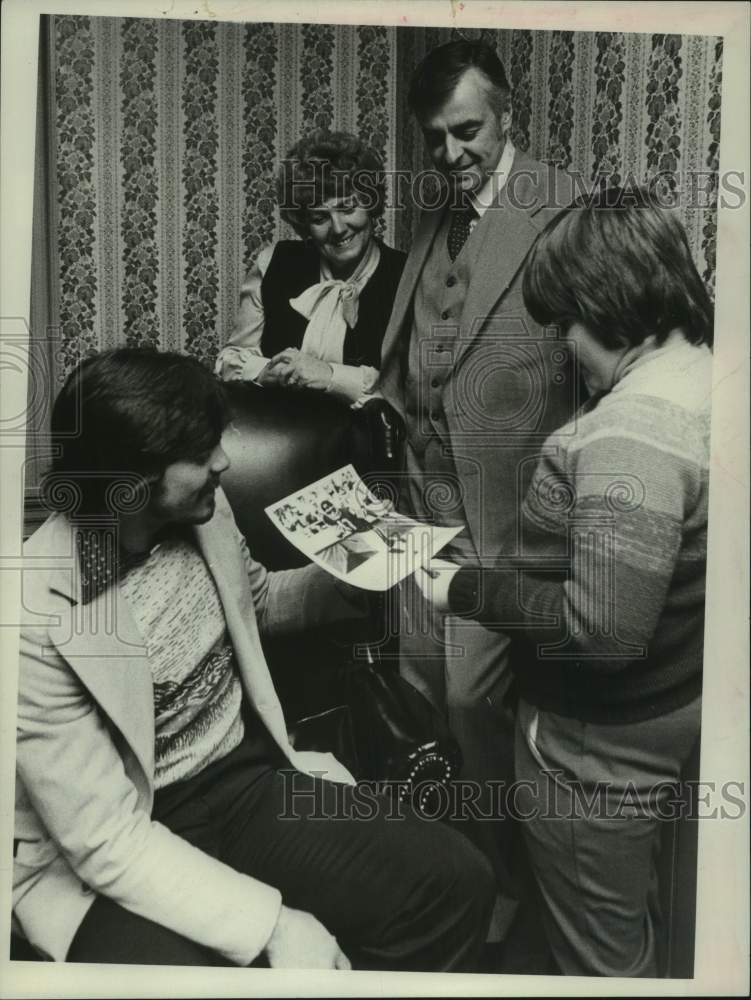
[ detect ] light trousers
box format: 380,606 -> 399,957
514,696 -> 701,977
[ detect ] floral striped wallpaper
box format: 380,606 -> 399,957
37,16 -> 722,384
395,26 -> 723,289
41,16 -> 399,382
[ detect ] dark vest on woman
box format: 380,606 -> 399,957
260,240 -> 406,368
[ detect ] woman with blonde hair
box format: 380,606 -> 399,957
216,129 -> 405,408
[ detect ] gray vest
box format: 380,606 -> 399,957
402,208 -> 486,558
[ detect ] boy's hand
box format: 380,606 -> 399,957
414,557 -> 460,612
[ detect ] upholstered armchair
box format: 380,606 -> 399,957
219,382 -> 398,721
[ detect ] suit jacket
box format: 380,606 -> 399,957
13,488 -> 357,964
379,152 -> 577,560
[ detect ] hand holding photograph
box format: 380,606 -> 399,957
266,464 -> 462,588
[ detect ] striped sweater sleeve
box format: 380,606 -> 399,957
450,399 -> 702,672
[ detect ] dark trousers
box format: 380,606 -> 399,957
67,734 -> 494,970
398,576 -> 520,939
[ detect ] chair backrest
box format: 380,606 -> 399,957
220,383 -> 359,569
221,382 -> 406,570
220,383 -> 399,720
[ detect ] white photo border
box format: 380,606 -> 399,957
1,1 -> 748,996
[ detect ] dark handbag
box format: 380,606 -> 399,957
289,651 -> 463,818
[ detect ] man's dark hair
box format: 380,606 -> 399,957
522,186 -> 714,350
408,38 -> 511,121
277,129 -> 387,235
44,348 -> 229,517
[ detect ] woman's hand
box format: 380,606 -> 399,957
255,361 -> 287,387
265,905 -> 351,970
265,348 -> 334,391
414,557 -> 461,613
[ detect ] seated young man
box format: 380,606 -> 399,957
13,348 -> 493,970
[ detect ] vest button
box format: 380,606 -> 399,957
431,378 -> 441,388
441,310 -> 450,320
446,275 -> 456,287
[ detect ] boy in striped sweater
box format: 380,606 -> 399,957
417,189 -> 713,977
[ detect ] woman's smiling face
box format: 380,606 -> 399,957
306,196 -> 374,278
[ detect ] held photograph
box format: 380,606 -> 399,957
0,1 -> 748,998
266,464 -> 462,588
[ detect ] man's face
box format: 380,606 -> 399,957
419,67 -> 510,196
147,443 -> 230,526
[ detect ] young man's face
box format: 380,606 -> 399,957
419,67 -> 511,196
148,443 -> 230,526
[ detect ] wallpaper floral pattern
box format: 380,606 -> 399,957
39,17 -> 722,381
396,26 -> 722,268
120,18 -> 159,349
54,16 -> 98,372
181,21 -> 220,362
591,33 -> 626,184
242,23 -> 278,266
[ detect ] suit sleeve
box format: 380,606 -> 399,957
16,626 -> 282,965
212,486 -> 367,638
235,529 -> 368,638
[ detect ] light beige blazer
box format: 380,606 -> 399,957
14,488 -> 356,963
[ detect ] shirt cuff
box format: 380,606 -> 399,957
215,347 -> 269,383
326,363 -> 379,408
243,354 -> 270,382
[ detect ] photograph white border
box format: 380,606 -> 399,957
1,2 -> 748,996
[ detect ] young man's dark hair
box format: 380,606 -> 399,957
522,186 -> 715,350
44,348 -> 229,516
407,38 -> 511,121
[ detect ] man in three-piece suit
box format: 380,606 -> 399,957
378,39 -> 576,933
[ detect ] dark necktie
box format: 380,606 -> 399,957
447,204 -> 477,262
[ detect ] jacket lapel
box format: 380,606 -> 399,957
453,158 -> 547,370
48,547 -> 155,784
379,207 -> 445,415
194,508 -> 293,755
381,207 -> 443,362
380,151 -> 549,381
43,502 -> 295,791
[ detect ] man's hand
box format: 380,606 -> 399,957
292,750 -> 357,786
414,557 -> 461,613
265,905 -> 351,970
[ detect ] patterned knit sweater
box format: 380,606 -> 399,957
120,535 -> 245,788
449,335 -> 712,723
